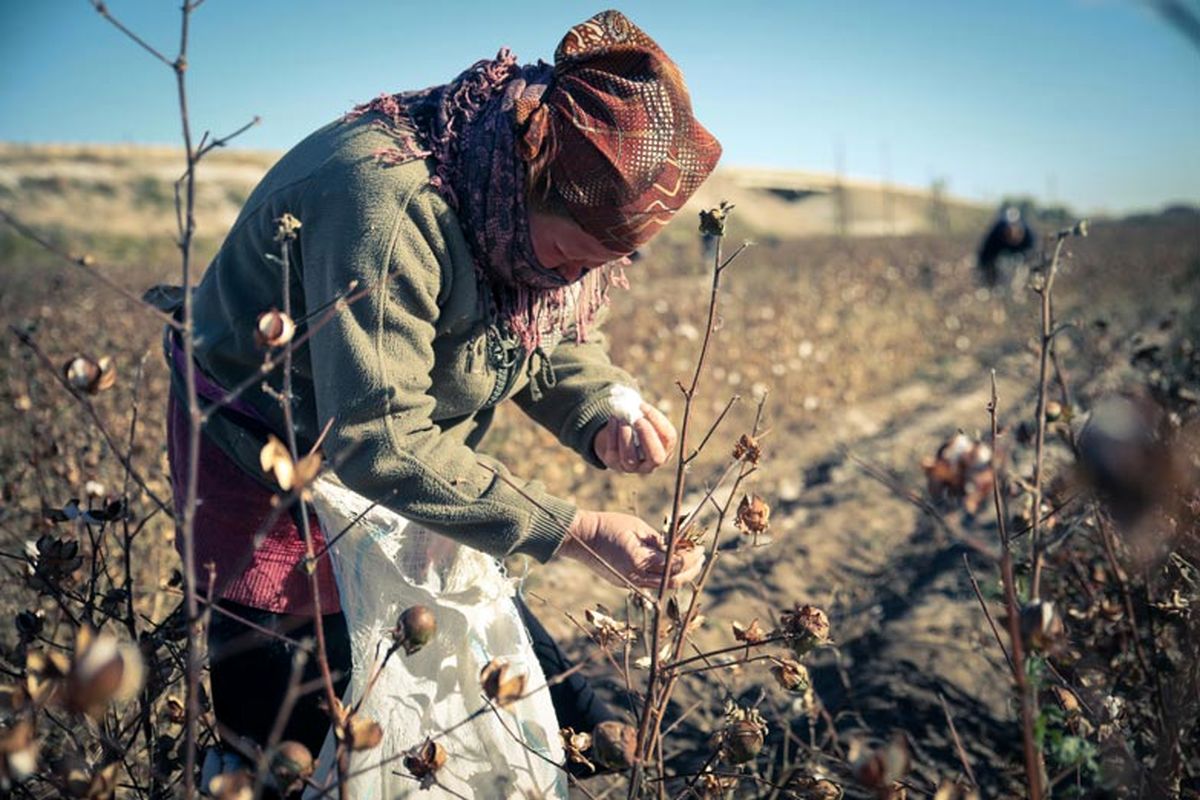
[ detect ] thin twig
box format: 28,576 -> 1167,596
88,0 -> 174,67
962,554 -> 1015,674
1028,233 -> 1069,601
194,115 -> 262,160
938,691 -> 978,787
986,371 -> 1044,799
633,231 -> 750,796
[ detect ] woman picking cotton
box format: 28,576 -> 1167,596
162,10 -> 719,797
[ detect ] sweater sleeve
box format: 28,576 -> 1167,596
512,313 -> 638,470
300,180 -> 576,563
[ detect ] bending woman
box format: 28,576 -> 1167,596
162,9 -> 719,796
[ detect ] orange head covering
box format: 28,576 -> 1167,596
516,10 -> 722,252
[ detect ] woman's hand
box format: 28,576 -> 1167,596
559,509 -> 703,590
594,403 -> 678,474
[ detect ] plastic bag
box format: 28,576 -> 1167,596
305,475 -> 566,799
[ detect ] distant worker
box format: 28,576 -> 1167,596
977,205 -> 1036,286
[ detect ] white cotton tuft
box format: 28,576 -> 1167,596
609,385 -> 645,425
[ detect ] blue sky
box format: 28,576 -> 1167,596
1,1 -> 1197,213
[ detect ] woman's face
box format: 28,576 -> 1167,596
528,211 -> 633,282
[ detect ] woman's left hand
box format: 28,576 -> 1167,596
594,403 -> 677,474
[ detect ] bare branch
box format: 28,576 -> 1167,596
88,0 -> 174,67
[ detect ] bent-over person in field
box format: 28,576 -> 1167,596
157,10 -> 719,798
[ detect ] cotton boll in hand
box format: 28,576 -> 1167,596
609,385 -> 644,424
609,385 -> 645,460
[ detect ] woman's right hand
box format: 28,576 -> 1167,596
558,510 -> 704,590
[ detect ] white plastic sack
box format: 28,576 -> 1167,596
305,475 -> 566,799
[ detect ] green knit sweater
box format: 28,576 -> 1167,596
186,114 -> 634,563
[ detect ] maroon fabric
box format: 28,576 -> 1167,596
167,393 -> 340,615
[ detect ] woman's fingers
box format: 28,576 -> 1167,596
633,541 -> 705,588
633,418 -> 667,471
595,419 -> 619,468
640,403 -> 678,452
617,422 -> 638,470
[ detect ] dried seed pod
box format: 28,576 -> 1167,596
584,606 -> 637,648
343,714 -> 383,751
780,603 -> 831,656
255,309 -> 296,349
162,695 -> 186,725
933,780 -> 980,800
14,610 -> 44,644
592,720 -> 638,770
258,436 -> 320,493
207,770 -> 254,800
560,727 -> 594,773
1044,401 -> 1064,422
608,385 -> 644,425
1019,600 -> 1065,653
86,762 -> 118,800
699,201 -> 735,237
770,657 -> 811,693
268,740 -> 314,795
786,775 -> 844,800
55,752 -> 92,798
392,605 -> 437,655
736,494 -> 771,535
732,433 -> 762,464
0,719 -> 37,790
720,718 -> 765,764
403,738 -> 446,788
26,534 -> 84,591
63,356 -> 116,395
25,648 -> 70,705
65,625 -> 144,718
851,735 -> 910,794
480,658 -> 526,708
259,436 -> 294,490
922,431 -> 995,515
698,772 -> 738,796
274,212 -> 302,242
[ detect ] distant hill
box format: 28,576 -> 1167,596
0,141 -> 991,241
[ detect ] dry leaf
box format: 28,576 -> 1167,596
732,618 -> 768,645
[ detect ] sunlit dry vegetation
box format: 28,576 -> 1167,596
0,4 -> 1198,799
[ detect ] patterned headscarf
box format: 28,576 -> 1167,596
346,10 -> 720,353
